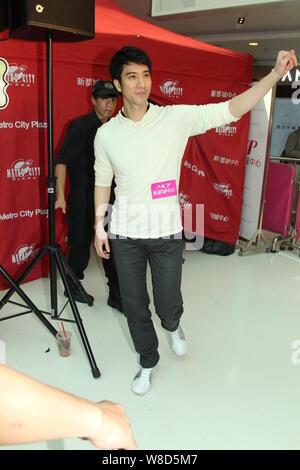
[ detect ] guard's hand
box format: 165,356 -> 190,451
273,49 -> 298,79
55,197 -> 66,214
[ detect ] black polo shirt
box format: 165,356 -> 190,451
56,109 -> 101,188
55,110 -> 103,243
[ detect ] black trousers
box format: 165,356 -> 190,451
68,240 -> 119,284
111,235 -> 184,368
68,215 -> 119,285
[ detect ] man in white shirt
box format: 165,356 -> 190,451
94,46 -> 297,395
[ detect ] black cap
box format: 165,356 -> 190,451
92,80 -> 119,98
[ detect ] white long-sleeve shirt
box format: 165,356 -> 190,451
94,101 -> 239,238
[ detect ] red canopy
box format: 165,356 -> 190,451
55,0 -> 252,98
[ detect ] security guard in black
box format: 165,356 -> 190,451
55,80 -> 122,310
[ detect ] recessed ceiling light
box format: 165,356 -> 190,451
249,42 -> 259,46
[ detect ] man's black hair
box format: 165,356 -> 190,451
109,46 -> 152,83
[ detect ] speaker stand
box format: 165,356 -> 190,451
0,32 -> 100,379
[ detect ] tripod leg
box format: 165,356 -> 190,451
0,247 -> 48,309
49,247 -> 58,318
55,249 -> 101,379
0,265 -> 57,337
59,252 -> 94,306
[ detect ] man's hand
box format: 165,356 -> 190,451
88,401 -> 137,450
55,197 -> 66,214
229,49 -> 298,119
94,186 -> 112,258
273,49 -> 298,80
94,223 -> 111,259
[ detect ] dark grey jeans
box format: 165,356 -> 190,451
111,234 -> 184,368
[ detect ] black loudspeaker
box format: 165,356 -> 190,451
0,0 -> 9,32
10,0 -> 95,41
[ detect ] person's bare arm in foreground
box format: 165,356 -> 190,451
0,364 -> 137,449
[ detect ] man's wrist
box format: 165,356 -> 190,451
95,216 -> 105,226
95,217 -> 107,238
270,67 -> 282,83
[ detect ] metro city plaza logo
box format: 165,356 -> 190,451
214,182 -> 233,198
0,58 -> 36,111
11,243 -> 40,265
6,159 -> 41,181
0,57 -> 9,110
160,79 -> 183,98
6,62 -> 36,87
215,124 -> 237,136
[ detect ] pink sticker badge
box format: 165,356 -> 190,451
151,179 -> 177,200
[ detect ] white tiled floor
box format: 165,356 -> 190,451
1,244 -> 300,450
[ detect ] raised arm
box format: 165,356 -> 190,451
229,50 -> 298,119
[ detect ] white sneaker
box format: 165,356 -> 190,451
169,326 -> 186,356
132,367 -> 153,395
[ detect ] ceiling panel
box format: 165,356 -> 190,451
115,0 -> 300,63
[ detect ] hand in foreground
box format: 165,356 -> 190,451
87,401 -> 137,450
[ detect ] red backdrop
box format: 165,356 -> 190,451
0,0 -> 252,290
